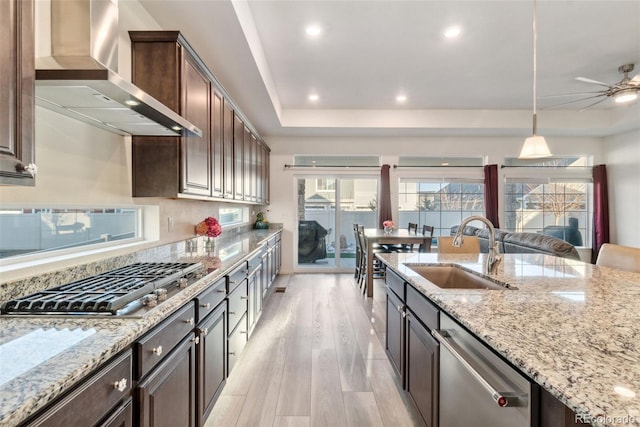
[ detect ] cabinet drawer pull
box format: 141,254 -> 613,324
229,311 -> 236,315
185,318 -> 195,325
199,327 -> 209,336
113,378 -> 128,392
229,351 -> 235,355
240,296 -> 248,300
201,303 -> 211,309
152,345 -> 163,356
191,336 -> 200,344
217,289 -> 226,293
401,310 -> 408,319
229,280 -> 236,285
240,330 -> 247,334
396,304 -> 403,312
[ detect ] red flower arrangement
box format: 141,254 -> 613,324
195,216 -> 222,238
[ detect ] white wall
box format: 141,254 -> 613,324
604,129 -> 640,247
266,135 -> 605,273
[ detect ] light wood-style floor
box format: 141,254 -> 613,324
204,274 -> 424,427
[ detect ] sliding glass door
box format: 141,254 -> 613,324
296,176 -> 378,271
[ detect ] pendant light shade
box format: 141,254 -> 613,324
519,0 -> 552,159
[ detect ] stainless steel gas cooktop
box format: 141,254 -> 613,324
1,262 -> 205,316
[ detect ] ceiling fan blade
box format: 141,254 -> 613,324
538,91 -> 607,99
630,73 -> 640,86
579,97 -> 608,112
576,77 -> 613,88
542,94 -> 606,110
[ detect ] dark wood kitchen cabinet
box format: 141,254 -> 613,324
233,115 -> 245,200
222,101 -> 235,198
1,0 -> 35,186
406,311 -> 438,427
129,31 -> 211,197
211,89 -> 224,198
129,31 -> 271,203
23,351 -> 133,427
136,335 -> 197,427
386,285 -> 405,380
196,301 -> 227,427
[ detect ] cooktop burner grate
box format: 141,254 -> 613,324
1,262 -> 203,315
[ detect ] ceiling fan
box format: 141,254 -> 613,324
541,63 -> 640,110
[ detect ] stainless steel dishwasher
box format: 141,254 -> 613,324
433,313 -> 535,427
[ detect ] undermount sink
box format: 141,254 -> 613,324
407,265 -> 511,290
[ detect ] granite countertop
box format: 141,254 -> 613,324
376,251 -> 640,427
0,227 -> 281,427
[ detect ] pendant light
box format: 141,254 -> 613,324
519,0 -> 552,159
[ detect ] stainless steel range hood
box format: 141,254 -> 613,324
35,0 -> 201,137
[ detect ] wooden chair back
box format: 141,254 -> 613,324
596,243 -> 640,274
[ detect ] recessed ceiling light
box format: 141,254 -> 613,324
396,95 -> 407,103
124,99 -> 140,106
305,24 -> 322,37
308,93 -> 319,102
444,26 -> 462,39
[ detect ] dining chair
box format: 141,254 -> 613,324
356,225 -> 388,294
595,243 -> 640,274
437,236 -> 481,254
419,225 -> 435,253
353,224 -> 364,282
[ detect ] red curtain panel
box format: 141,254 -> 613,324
483,164 -> 500,228
592,164 -> 610,263
378,164 -> 392,229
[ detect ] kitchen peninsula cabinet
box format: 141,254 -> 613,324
1,0 -> 35,186
129,31 -> 270,204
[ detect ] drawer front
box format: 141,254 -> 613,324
248,251 -> 262,272
228,314 -> 248,374
406,285 -> 439,331
196,277 -> 226,322
386,268 -> 405,300
136,301 -> 196,379
227,263 -> 248,293
227,280 -> 248,333
26,350 -> 132,427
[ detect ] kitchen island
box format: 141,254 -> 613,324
0,227 -> 281,426
376,251 -> 640,427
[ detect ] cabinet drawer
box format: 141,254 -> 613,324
227,263 -> 248,293
248,251 -> 262,272
26,350 -> 132,427
406,285 -> 439,331
386,268 -> 405,300
228,281 -> 248,333
228,314 -> 248,374
196,277 -> 226,322
135,301 -> 196,379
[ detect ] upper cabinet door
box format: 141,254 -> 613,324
211,90 -> 224,198
222,101 -> 234,198
233,115 -> 245,200
181,54 -> 211,196
0,0 -> 35,186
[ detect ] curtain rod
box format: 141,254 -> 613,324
393,165 -> 483,168
500,165 -> 591,169
283,164 -> 379,169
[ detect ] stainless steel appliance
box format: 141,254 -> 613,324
433,313 -> 535,427
1,262 -> 204,317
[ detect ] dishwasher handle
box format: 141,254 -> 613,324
432,329 -> 524,408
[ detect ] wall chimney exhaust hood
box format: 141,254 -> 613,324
35,0 -> 202,137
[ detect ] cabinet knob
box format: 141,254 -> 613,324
16,162 -> 38,177
185,317 -> 195,325
401,310 -> 407,319
396,304 -> 403,312
201,303 -> 211,309
191,336 -> 200,344
152,345 -> 163,356
113,378 -> 128,392
229,351 -> 235,356
199,327 -> 209,336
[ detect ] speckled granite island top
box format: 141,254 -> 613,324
0,227 -> 281,427
376,252 -> 640,427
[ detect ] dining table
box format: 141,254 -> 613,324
363,228 -> 432,297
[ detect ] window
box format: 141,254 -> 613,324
316,178 -> 336,192
398,178 -> 485,243
0,207 -> 141,260
219,207 -> 247,226
503,157 -> 591,247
